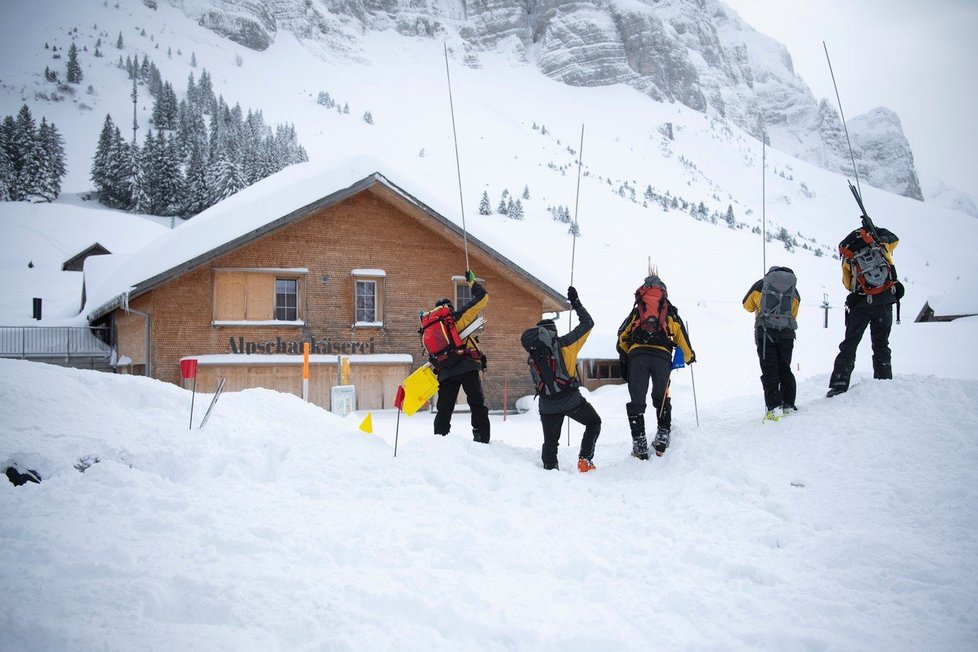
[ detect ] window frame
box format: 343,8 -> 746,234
351,269 -> 386,328
274,277 -> 299,322
451,274 -> 486,312
211,268 -> 307,326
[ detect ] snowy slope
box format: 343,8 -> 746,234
2,342 -> 978,650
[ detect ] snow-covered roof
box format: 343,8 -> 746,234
84,155 -> 567,321
927,275 -> 978,317
61,242 -> 111,271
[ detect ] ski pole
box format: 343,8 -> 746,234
762,133 -> 767,275
393,406 -> 402,458
565,124 -> 585,448
825,40 -> 884,236
659,346 -> 683,422
687,321 -> 699,427
823,41 -> 862,200
658,376 -> 671,422
444,42 -> 471,272
569,123 -> 585,288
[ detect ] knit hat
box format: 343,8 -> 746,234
536,319 -> 557,333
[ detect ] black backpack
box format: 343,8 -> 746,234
758,268 -> 798,331
520,326 -> 576,398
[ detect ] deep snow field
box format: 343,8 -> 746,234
2,317 -> 978,651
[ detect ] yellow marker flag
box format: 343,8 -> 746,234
358,412 -> 373,434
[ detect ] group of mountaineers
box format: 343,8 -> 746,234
416,205 -> 902,473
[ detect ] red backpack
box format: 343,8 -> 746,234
419,305 -> 466,368
631,280 -> 671,346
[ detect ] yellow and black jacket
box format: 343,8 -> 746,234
840,227 -> 899,291
438,280 -> 488,381
537,303 -> 594,415
617,303 -> 694,364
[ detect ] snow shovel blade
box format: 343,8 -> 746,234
400,364 -> 439,416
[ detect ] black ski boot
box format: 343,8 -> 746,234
827,366 -> 851,397
653,427 -> 671,456
628,413 -> 648,460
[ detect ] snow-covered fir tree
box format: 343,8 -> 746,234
363,111 -> 373,125
66,42 -> 82,84
507,198 -> 524,220
88,63 -> 307,216
196,69 -> 216,114
776,226 -> 797,251
35,118 -> 66,202
91,114 -> 118,206
129,146 -> 151,215
183,146 -> 209,216
316,92 -> 335,108
0,105 -> 67,202
143,130 -> 183,215
478,191 -> 491,215
208,145 -> 246,204
496,189 -> 510,215
151,81 -> 178,130
10,106 -> 41,201
0,132 -> 12,201
522,185 -> 530,200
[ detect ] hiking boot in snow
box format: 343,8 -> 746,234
631,434 -> 649,461
653,427 -> 671,456
781,404 -> 798,415
826,386 -> 848,398
763,407 -> 782,422
577,457 -> 596,473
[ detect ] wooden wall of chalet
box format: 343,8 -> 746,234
188,361 -> 412,411
113,187 -> 550,409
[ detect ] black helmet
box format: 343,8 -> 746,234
435,298 -> 454,309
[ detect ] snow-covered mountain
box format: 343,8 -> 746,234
923,175 -> 978,219
166,0 -> 923,199
2,0 -> 977,334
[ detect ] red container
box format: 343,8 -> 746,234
179,358 -> 198,380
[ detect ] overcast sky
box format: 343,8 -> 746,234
722,0 -> 978,199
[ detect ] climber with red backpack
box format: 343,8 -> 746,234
617,274 -> 695,458
420,270 -> 490,442
520,286 -> 601,472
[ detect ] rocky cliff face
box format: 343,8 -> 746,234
166,0 -> 923,200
